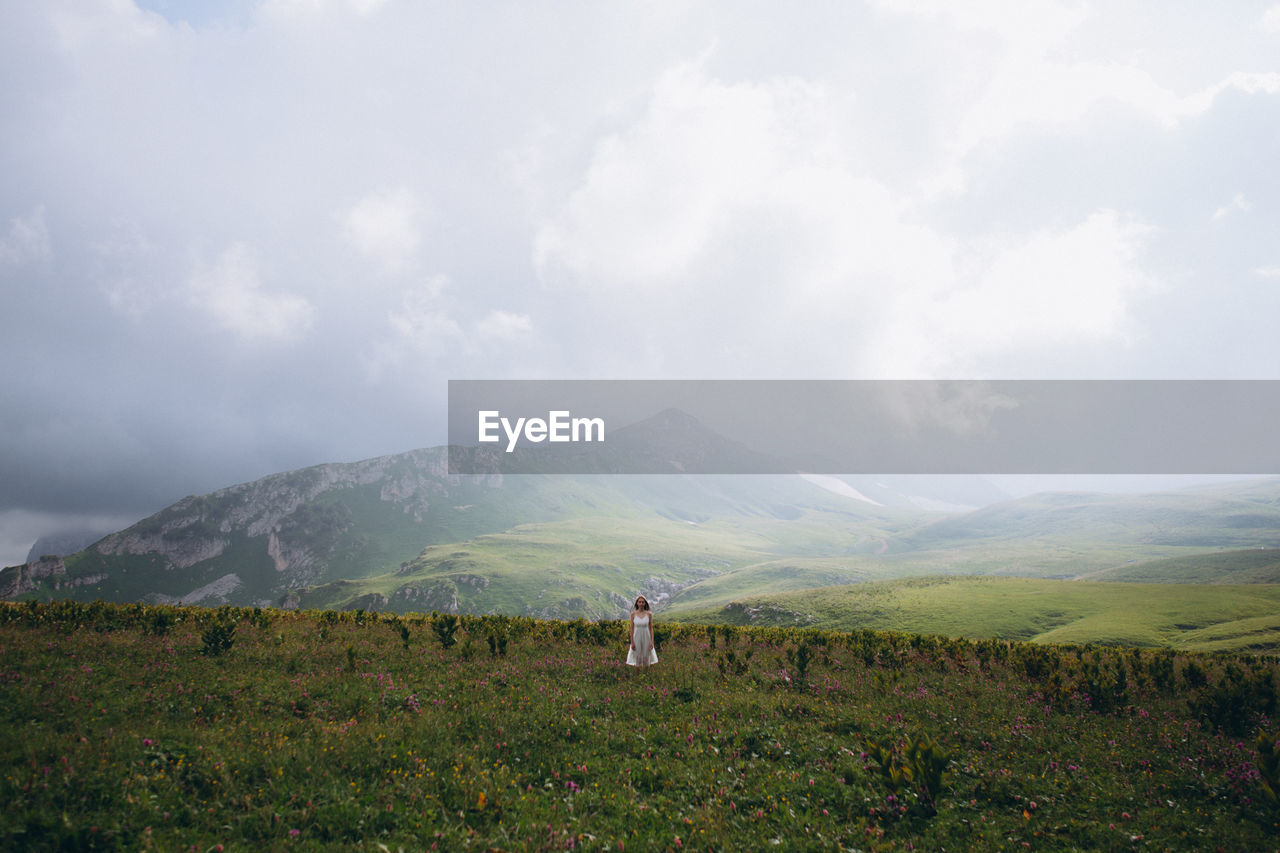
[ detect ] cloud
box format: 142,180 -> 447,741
2,2 -> 1279,557
259,0 -> 392,22
876,210 -> 1157,375
362,275 -> 463,378
476,309 -> 533,343
880,381 -> 1021,437
342,187 -> 422,273
1213,192 -> 1251,221
950,66 -> 1280,181
867,2 -> 1280,193
0,508 -> 139,570
0,206 -> 51,266
1254,266 -> 1280,279
188,243 -> 315,342
386,276 -> 462,346
534,55 -> 953,302
870,0 -> 1088,53
535,55 -> 1164,378
366,277 -> 536,378
1265,5 -> 1280,34
535,54 -> 820,287
93,222 -> 163,318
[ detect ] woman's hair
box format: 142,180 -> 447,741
633,596 -> 649,611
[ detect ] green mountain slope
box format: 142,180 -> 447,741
895,486 -> 1280,553
293,480 -> 925,618
1082,547 -> 1280,583
5,442 -> 1280,635
0,443 -> 922,612
667,574 -> 1280,652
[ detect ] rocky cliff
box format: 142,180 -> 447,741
3,447 -> 508,608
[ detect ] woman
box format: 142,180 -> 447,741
627,595 -> 658,669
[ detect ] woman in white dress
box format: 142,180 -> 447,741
627,595 -> 658,669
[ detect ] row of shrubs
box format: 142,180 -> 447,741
3,598 -> 1277,735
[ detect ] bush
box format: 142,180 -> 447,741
200,620 -> 235,656
866,731 -> 954,817
432,613 -> 459,649
1258,730 -> 1280,809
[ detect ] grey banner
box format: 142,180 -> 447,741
447,380 -> 1280,475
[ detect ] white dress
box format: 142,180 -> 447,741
627,613 -> 658,666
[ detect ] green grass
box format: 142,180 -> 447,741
667,575 -> 1280,652
2,601 -> 1279,850
301,515 -> 779,617
1086,548 -> 1280,583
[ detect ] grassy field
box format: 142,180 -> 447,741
3,600 -> 1279,850
1084,548 -> 1280,584
664,575 -> 1280,652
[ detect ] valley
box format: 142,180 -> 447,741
4,442 -> 1279,651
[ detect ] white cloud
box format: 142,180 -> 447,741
1264,5 -> 1280,34
476,309 -> 533,342
348,0 -> 392,15
534,56 -> 952,300
1212,192 -> 1251,222
93,223 -> 161,318
535,55 -> 815,287
188,243 -> 315,342
342,187 -> 422,273
49,1 -> 165,55
257,0 -> 393,25
386,276 -> 461,343
362,275 -> 463,377
949,65 -> 1280,185
534,55 -> 1172,378
1254,266 -> 1280,279
0,207 -> 52,266
876,210 -> 1157,375
870,0 -> 1088,54
365,278 -> 536,380
872,2 -> 1280,193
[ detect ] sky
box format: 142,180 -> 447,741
2,0 -> 1279,566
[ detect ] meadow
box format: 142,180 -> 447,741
2,600 -> 1279,851
667,575 -> 1280,653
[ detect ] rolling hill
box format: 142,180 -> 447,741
664,574 -> 1280,652
3,425 -> 1280,641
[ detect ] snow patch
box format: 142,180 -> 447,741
798,473 -> 883,506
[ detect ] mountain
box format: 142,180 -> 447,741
0,441 -> 925,614
15,447 -> 513,606
1082,548 -> 1280,584
4,428 -> 1280,628
25,529 -> 107,563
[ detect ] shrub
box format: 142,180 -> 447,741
785,642 -> 813,690
200,620 -> 235,656
432,613 -> 459,649
1258,730 -> 1280,809
1190,667 -> 1276,736
866,731 -> 954,817
147,608 -> 174,637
